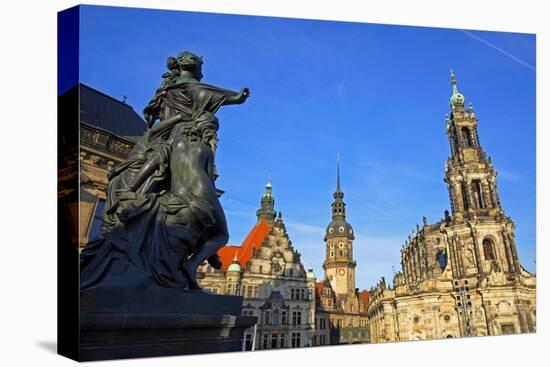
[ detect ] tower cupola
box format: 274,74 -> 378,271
256,176 -> 276,223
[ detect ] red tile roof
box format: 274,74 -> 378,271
218,219 -> 272,272
315,280 -> 332,298
358,290 -> 370,309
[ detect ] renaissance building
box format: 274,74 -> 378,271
314,159 -> 370,345
197,180 -> 317,350
366,72 -> 536,342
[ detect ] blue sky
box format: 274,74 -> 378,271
78,5 -> 536,290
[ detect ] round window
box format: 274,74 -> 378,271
339,226 -> 344,232
329,228 -> 334,233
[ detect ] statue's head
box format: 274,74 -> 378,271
167,51 -> 204,81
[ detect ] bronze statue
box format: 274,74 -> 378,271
80,51 -> 250,290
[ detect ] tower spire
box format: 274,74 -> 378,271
444,72 -> 502,219
450,69 -> 458,95
336,153 -> 341,193
449,69 -> 465,108
331,155 -> 345,218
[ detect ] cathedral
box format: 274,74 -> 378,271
366,72 -> 537,342
197,180 -> 318,350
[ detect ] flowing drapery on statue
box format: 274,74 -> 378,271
80,51 -> 250,291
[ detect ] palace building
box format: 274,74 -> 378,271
314,159 -> 370,345
366,72 -> 536,342
197,180 -> 318,350
60,83 -> 145,249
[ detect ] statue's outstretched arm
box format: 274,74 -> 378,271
223,87 -> 250,105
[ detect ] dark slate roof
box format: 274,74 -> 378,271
78,83 -> 146,137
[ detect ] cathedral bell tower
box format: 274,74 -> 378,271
256,177 -> 276,224
322,156 -> 357,295
444,70 -> 503,222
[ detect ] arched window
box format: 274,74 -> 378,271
472,180 -> 485,209
483,238 -> 496,260
461,127 -> 473,147
436,250 -> 448,271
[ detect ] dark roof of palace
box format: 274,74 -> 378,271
78,83 -> 146,137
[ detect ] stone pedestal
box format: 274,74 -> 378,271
79,287 -> 257,361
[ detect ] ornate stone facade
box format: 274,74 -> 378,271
75,84 -> 146,248
79,123 -> 138,247
197,181 -> 317,350
314,159 -> 370,345
366,72 -> 536,343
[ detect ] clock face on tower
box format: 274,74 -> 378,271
339,268 -> 346,276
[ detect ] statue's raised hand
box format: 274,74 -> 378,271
222,87 -> 250,106
239,87 -> 250,103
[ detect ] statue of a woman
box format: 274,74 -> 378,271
99,52 -> 248,235
80,52 -> 249,291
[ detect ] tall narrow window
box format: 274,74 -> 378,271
271,333 -> 278,349
292,311 -> 301,325
483,238 -> 496,260
461,183 -> 469,210
272,310 -> 280,325
245,334 -> 253,351
472,180 -> 485,209
291,332 -> 301,348
461,127 -> 473,147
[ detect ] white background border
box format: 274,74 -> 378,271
0,0 -> 547,366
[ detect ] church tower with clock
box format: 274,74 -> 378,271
323,157 -> 357,296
